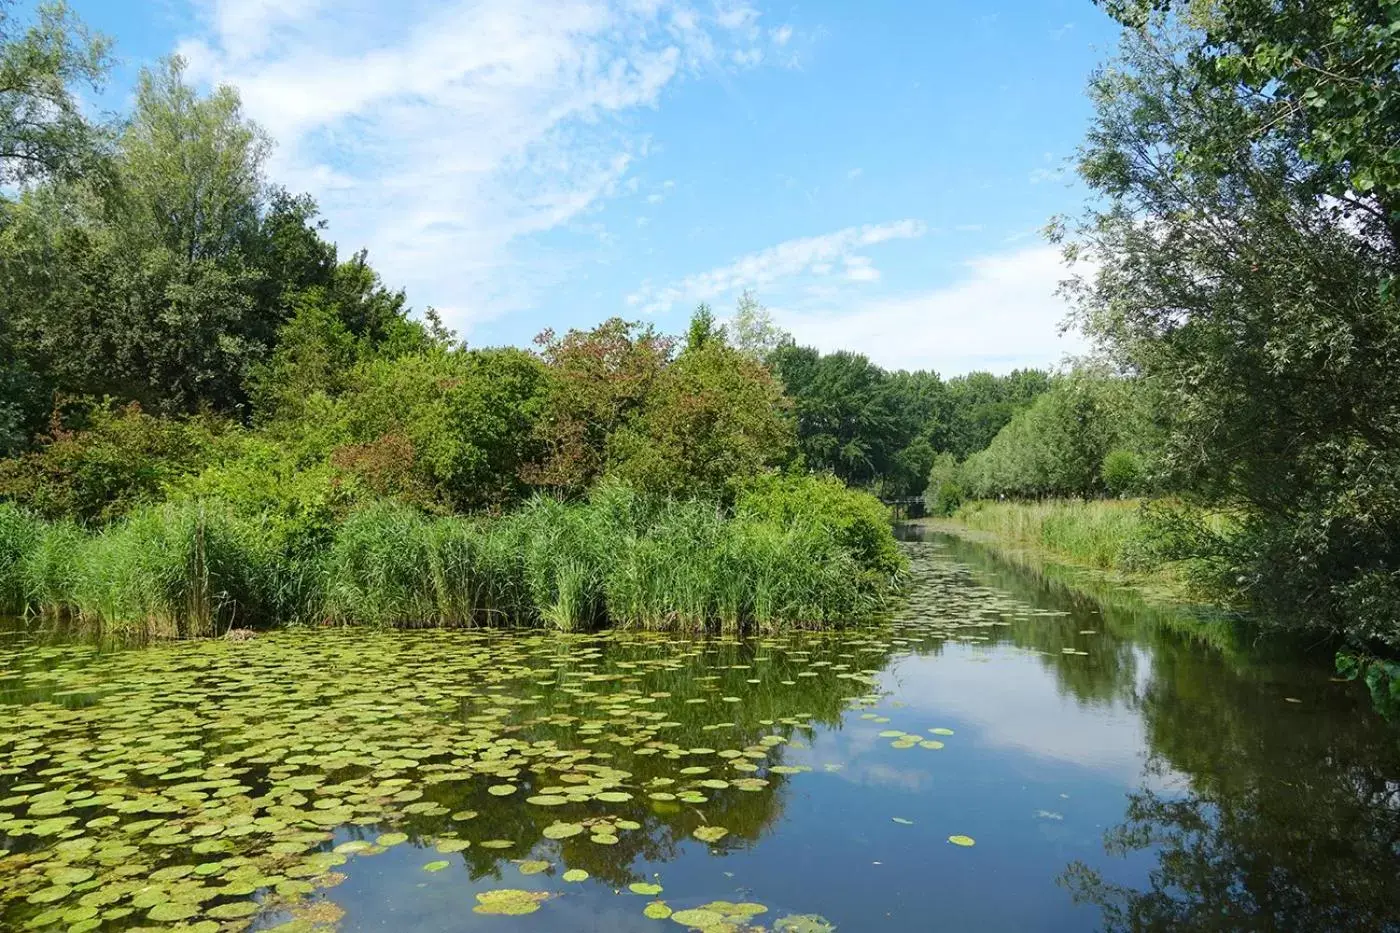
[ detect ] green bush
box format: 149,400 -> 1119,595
0,403 -> 238,524
736,473 -> 906,586
1101,449 -> 1144,497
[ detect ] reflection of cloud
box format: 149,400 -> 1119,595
842,761 -> 933,793
879,646 -> 1185,789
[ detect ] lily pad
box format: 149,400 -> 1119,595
473,889 -> 551,916
948,834 -> 976,847
692,825 -> 729,843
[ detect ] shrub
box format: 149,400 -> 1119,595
736,472 -> 906,585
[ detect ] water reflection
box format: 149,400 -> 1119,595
905,528 -> 1400,932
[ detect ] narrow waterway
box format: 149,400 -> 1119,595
2,529 -> 1397,932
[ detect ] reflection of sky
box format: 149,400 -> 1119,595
880,645 -> 1173,785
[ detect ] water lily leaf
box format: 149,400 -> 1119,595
948,834 -> 976,847
692,825 -> 728,843
473,889 -> 551,916
543,822 -> 583,840
775,914 -> 837,933
375,832 -> 408,847
423,860 -> 450,872
644,900 -> 673,919
629,882 -> 663,896
670,908 -> 724,928
930,728 -> 955,736
518,860 -> 550,875
562,869 -> 589,883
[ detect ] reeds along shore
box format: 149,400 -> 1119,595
0,480 -> 906,637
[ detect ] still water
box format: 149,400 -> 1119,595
2,528 -> 1399,932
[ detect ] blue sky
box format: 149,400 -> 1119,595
65,0 -> 1121,374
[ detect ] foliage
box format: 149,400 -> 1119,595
923,453 -> 963,517
729,290 -> 789,362
0,0 -> 112,187
332,347 -> 548,513
609,315 -> 795,500
1101,0 -> 1400,202
0,58 -> 337,418
1061,17 -> 1400,648
0,402 -> 237,523
1,481 -> 904,634
959,373 -> 1154,500
952,498 -> 1163,575
525,318 -> 675,495
1100,449 -> 1144,497
736,473 -> 907,586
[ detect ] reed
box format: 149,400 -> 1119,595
0,479 -> 904,634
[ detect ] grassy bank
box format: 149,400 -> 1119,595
0,476 -> 905,637
948,499 -> 1158,574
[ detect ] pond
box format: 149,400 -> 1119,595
3,527 -> 1400,933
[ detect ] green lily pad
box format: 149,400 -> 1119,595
423,860 -> 450,872
948,834 -> 976,847
692,825 -> 728,843
562,869 -> 589,883
629,882 -> 663,896
473,889 -> 551,916
644,900 -> 673,919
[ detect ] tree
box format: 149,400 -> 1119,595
770,346 -> 903,485
525,319 -> 675,495
0,1 -> 111,187
0,58 -> 343,421
610,312 -> 795,499
1100,0 -> 1400,224
729,290 -> 789,362
1062,15 -> 1400,644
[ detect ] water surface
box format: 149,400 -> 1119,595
3,529 -> 1399,932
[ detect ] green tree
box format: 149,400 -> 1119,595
0,58 -> 343,422
1062,16 -> 1400,645
526,319 -> 676,495
610,312 -> 795,499
0,0 -> 111,187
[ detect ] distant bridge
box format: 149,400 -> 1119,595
881,497 -> 926,521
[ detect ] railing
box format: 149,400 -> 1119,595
881,497 -> 926,521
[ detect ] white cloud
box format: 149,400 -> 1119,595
847,167 -> 863,179
176,0 -> 781,330
771,245 -> 1089,374
627,218 -> 925,313
771,24 -> 793,46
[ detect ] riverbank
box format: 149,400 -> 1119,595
916,499 -> 1243,647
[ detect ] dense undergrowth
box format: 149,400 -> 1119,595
0,477 -> 905,637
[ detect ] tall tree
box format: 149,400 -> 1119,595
0,0 -> 111,187
1062,13 -> 1400,645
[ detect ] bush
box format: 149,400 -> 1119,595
0,403 -> 237,524
1101,449 -> 1144,497
736,472 -> 906,585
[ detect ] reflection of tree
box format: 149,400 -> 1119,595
906,528 -> 1400,931
323,633 -> 893,891
1057,602 -> 1400,930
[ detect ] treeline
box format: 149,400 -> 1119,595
931,1 -> 1400,695
923,370 -> 1164,513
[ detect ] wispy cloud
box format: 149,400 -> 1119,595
626,219 -> 926,313
770,245 -> 1088,374
177,0 -> 788,330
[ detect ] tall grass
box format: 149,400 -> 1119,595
0,480 -> 903,635
951,499 -> 1155,573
